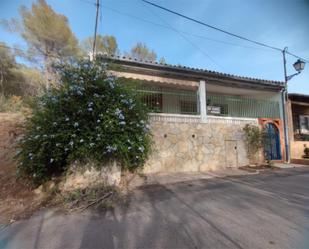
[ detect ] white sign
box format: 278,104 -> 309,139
207,106 -> 221,114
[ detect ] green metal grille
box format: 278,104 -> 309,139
136,85 -> 280,118
207,94 -> 280,118
137,85 -> 199,115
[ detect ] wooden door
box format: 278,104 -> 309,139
225,140 -> 238,168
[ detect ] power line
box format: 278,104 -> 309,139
76,0 -> 309,63
77,0 -> 277,52
142,0 -> 282,51
141,0 -> 309,63
286,51 -> 309,64
101,5 -> 274,53
140,1 -> 224,70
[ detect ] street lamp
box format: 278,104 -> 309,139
282,47 -> 306,164
284,59 -> 306,81
293,59 -> 305,72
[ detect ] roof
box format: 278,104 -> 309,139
103,55 -> 285,89
289,93 -> 309,102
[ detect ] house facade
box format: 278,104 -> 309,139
106,56 -> 285,173
287,93 -> 309,163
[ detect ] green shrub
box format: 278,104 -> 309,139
16,59 -> 152,184
243,124 -> 264,163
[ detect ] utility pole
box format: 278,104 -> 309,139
92,0 -> 100,59
282,47 -> 290,163
281,47 -> 305,164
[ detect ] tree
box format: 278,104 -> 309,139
0,42 -> 45,97
159,57 -> 167,64
18,66 -> 45,96
81,35 -> 118,56
1,0 -> 79,86
0,43 -> 24,96
128,42 -> 157,61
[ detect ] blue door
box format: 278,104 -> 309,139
264,123 -> 282,160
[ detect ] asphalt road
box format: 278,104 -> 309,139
1,167 -> 309,249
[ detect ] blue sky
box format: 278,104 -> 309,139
1,0 -> 309,93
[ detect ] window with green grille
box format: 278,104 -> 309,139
135,83 -> 280,118
206,94 -> 280,118
137,85 -> 199,115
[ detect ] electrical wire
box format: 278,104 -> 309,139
3,0 -> 308,65
142,0 -> 282,51
76,0 -> 309,63
141,0 -> 309,63
101,4 -> 274,52
286,51 -> 309,64
140,1 -> 224,70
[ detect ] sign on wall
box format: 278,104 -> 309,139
207,106 -> 221,115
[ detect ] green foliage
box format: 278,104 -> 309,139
0,42 -> 23,96
127,42 -> 157,61
1,0 -> 79,85
17,58 -> 152,184
0,95 -> 25,113
243,124 -> 264,163
81,35 -> 118,56
0,42 -> 45,97
159,57 -> 167,64
17,66 -> 45,96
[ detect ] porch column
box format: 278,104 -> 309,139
199,80 -> 207,122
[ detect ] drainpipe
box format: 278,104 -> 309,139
282,48 -> 290,163
281,89 -> 290,163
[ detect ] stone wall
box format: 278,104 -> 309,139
0,113 -> 255,177
60,160 -> 122,191
143,120 -> 252,173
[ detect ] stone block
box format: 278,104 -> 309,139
145,120 -> 254,173
60,160 -> 121,192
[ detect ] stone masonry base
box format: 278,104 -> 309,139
143,121 -> 250,173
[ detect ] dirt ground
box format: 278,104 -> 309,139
0,150 -> 46,224
0,149 -> 121,225
0,113 -> 46,224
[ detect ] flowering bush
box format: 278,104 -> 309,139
17,59 -> 152,184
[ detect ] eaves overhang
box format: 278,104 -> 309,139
103,55 -> 285,92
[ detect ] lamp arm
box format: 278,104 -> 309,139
286,71 -> 301,81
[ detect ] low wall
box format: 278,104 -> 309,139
290,141 -> 309,159
0,113 -> 256,176
143,119 -> 252,173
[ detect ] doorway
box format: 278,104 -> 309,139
264,123 -> 282,160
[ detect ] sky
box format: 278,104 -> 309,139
1,0 -> 309,94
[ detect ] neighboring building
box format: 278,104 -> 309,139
288,93 -> 309,163
106,55 -> 285,173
